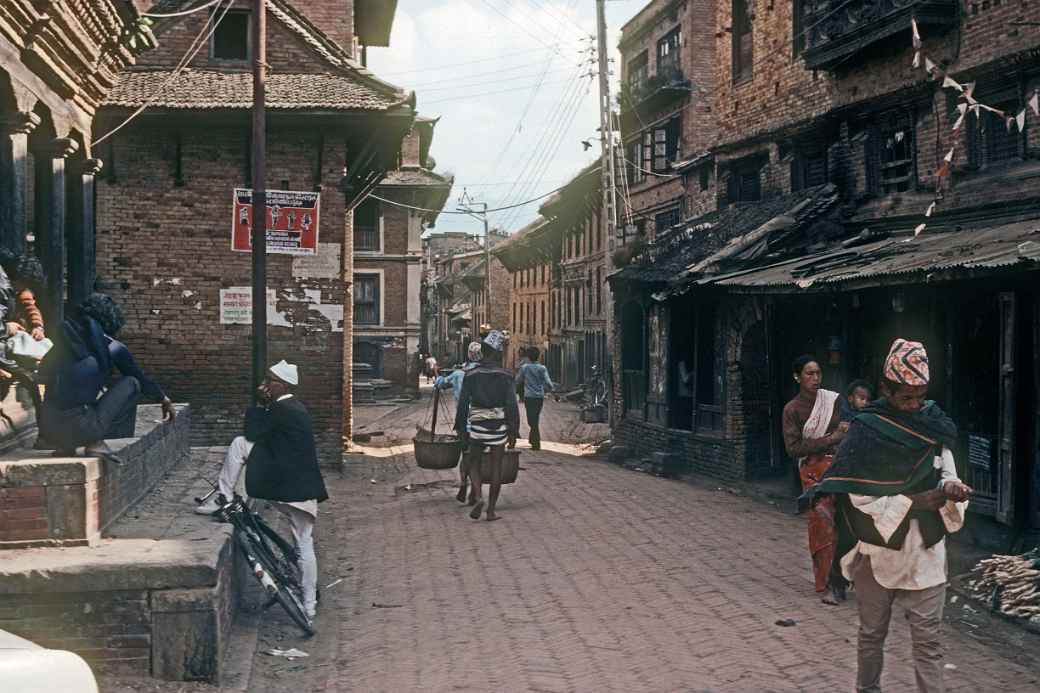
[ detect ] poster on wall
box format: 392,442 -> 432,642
232,188 -> 320,256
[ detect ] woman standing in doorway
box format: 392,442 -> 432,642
782,354 -> 849,605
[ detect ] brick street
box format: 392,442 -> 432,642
236,400 -> 1040,693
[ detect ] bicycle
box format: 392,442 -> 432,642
195,489 -> 315,636
584,365 -> 608,409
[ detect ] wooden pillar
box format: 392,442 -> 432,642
34,137 -> 79,323
67,157 -> 103,308
0,112 -> 41,253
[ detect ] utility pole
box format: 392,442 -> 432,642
457,191 -> 491,334
251,0 -> 267,399
595,0 -> 619,426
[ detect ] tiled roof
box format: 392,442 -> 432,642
612,184 -> 841,284
380,168 -> 451,187
106,69 -> 404,111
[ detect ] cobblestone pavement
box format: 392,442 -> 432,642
244,440 -> 1040,692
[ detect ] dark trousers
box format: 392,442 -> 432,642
524,397 -> 544,449
40,377 -> 141,450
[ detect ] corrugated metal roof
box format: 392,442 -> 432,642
705,219 -> 1040,291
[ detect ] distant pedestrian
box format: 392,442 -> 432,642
425,354 -> 438,384
783,354 -> 849,605
804,339 -> 971,692
516,347 -> 553,450
454,330 -> 518,521
841,379 -> 873,422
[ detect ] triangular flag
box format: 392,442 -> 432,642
936,161 -> 950,179
1030,90 -> 1039,116
925,57 -> 937,74
1017,108 -> 1026,132
957,103 -> 968,114
944,147 -> 955,163
1007,116 -> 1016,132
964,81 -> 976,101
912,17 -> 922,49
895,131 -> 905,143
942,76 -> 963,91
925,202 -> 936,217
952,113 -> 966,131
914,223 -> 927,236
912,51 -> 921,69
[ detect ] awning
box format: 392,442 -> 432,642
700,219 -> 1040,293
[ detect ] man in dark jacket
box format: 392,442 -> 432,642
455,330 -> 519,521
195,360 -> 327,619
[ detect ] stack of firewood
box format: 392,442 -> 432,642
966,549 -> 1040,619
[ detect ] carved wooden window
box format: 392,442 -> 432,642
657,26 -> 682,76
791,145 -> 828,191
212,10 -> 250,61
354,198 -> 380,251
732,0 -> 754,82
866,111 -> 915,194
967,85 -> 1025,169
628,51 -> 649,93
654,207 -> 682,236
354,274 -> 380,325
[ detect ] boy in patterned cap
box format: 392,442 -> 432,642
803,338 -> 972,692
454,329 -> 519,521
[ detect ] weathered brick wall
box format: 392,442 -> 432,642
96,124 -> 347,458
140,1 -> 349,72
508,260 -> 552,366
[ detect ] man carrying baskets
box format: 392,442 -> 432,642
454,330 -> 519,521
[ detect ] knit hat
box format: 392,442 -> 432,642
467,341 -> 483,362
883,338 -> 929,386
269,359 -> 299,386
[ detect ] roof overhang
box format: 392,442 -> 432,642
355,0 -> 398,47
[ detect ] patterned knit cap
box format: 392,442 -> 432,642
467,341 -> 483,362
483,329 -> 505,352
883,338 -> 929,386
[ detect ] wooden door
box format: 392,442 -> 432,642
996,292 -> 1016,525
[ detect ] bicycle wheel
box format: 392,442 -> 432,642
237,532 -> 314,636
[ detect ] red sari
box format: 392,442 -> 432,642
783,389 -> 841,594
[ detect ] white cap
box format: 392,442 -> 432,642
269,359 -> 299,386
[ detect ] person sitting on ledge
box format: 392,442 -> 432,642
37,293 -> 175,462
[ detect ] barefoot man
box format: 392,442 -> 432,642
454,329 -> 518,521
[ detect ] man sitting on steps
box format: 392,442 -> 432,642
196,360 -> 329,620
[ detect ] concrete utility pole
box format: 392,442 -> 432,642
595,0 -> 619,425
251,0 -> 267,400
457,192 -> 491,332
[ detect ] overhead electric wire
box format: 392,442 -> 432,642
486,65 -> 586,218
378,44 -> 566,75
414,65 -> 575,92
471,0 -> 570,57
404,56 -> 581,88
93,0 -> 234,146
420,76 -> 579,105
143,0 -> 223,18
520,0 -> 591,40
369,167 -> 600,215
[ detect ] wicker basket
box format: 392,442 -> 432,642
463,449 -> 520,485
413,429 -> 462,470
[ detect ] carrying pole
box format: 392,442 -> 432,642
430,383 -> 440,437
250,0 -> 267,400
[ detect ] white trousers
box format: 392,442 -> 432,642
219,436 -> 318,611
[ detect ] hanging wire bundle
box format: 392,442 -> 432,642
966,549 -> 1040,619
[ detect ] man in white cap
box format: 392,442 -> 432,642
454,329 -> 519,521
195,360 -> 328,619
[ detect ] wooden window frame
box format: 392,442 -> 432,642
732,0 -> 753,83
354,273 -> 381,326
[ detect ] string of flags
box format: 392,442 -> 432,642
911,17 -> 1039,236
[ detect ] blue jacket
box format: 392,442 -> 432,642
516,362 -> 554,399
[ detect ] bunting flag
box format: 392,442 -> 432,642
1031,90 -> 1039,116
925,202 -> 936,217
914,223 -> 927,236
925,57 -> 937,75
953,112 -> 966,131
942,76 -> 963,92
912,17 -> 922,49
936,160 -> 951,180
944,147 -> 955,163
1017,108 -> 1027,132
964,81 -> 976,101
913,51 -> 921,69
1007,116 -> 1016,132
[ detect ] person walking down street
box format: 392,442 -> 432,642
841,379 -> 873,422
434,341 -> 483,505
37,293 -> 175,463
454,329 -> 518,521
803,339 -> 971,693
196,360 -> 329,620
516,347 -> 553,450
425,354 -> 438,384
783,354 -> 849,605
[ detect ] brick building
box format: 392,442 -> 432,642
618,0 -> 718,240
609,0 -> 1040,540
420,230 -> 481,356
353,119 -> 452,393
0,0 -> 153,448
94,0 -> 414,456
494,164 -> 609,387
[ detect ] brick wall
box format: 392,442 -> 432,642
96,123 -> 348,458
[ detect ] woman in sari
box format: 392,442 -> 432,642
782,354 -> 849,605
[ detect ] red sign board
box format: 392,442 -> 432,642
232,188 -> 320,256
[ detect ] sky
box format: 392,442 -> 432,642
366,0 -> 647,238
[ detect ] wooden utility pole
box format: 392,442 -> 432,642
251,0 -> 267,398
342,171 -> 355,447
595,0 -> 618,425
